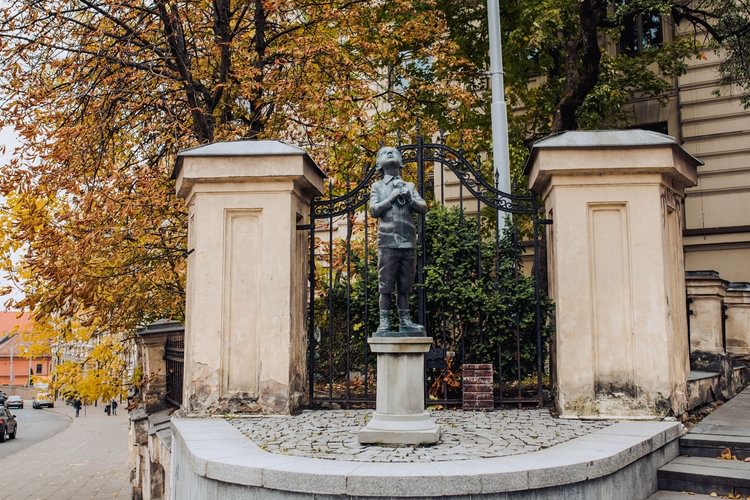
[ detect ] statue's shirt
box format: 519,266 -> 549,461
369,175 -> 424,249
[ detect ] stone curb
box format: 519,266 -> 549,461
172,418 -> 683,497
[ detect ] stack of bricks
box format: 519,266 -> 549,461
462,363 -> 494,410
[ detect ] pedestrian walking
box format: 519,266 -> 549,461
111,400 -> 118,415
74,399 -> 81,418
105,403 -> 111,416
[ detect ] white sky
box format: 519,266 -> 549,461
1,1 -> 27,306
0,125 -> 25,306
0,126 -> 18,155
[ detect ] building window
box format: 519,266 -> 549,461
620,11 -> 663,55
36,363 -> 43,374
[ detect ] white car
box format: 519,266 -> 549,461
5,396 -> 23,409
32,393 -> 54,409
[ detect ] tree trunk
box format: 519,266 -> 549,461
551,0 -> 603,132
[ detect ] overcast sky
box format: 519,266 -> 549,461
0,125 -> 25,307
1,0 -> 27,306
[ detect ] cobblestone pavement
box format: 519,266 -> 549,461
229,409 -> 612,463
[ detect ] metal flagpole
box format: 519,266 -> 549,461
487,0 -> 512,232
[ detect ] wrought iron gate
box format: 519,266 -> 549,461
303,136 -> 551,408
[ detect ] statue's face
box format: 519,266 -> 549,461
376,147 -> 402,175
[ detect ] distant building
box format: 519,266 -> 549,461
0,311 -> 52,387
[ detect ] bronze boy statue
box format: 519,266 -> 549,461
369,146 -> 428,336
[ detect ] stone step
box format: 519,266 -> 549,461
680,432 -> 750,459
658,455 -> 750,496
647,491 -> 726,500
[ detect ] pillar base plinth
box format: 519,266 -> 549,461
358,411 -> 441,445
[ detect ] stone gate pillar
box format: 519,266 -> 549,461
527,130 -> 701,418
726,282 -> 750,356
686,270 -> 728,354
173,141 -> 325,415
135,320 -> 184,413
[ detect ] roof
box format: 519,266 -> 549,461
533,130 -> 678,148
137,319 -> 184,337
172,140 -> 326,180
177,140 -> 307,157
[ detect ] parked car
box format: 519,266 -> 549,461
4,396 -> 23,409
32,392 -> 54,409
0,392 -> 6,406
0,406 -> 17,442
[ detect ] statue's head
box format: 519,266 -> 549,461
376,146 -> 403,173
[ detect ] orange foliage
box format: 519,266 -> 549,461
0,1 -> 481,340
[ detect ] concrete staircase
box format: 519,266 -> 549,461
649,388 -> 750,498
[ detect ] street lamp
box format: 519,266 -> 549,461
487,0 -> 512,232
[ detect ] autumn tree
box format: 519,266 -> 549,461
438,0 -> 750,162
0,1 -> 477,319
0,1 -> 481,395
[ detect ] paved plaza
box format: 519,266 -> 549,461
230,408 -> 612,462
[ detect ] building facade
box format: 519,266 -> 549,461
622,14 -> 750,282
0,311 -> 52,387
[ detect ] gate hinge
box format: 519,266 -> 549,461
296,224 -> 312,231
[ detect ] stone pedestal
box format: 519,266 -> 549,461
173,141 -> 325,415
686,270 -> 728,354
527,130 -> 701,418
359,337 -> 440,444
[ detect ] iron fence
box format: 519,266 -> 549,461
164,334 -> 184,407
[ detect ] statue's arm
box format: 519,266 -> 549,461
370,184 -> 391,217
408,185 -> 428,214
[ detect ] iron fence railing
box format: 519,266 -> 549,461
164,334 -> 184,407
302,134 -> 552,409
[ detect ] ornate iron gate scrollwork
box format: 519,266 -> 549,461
303,136 -> 551,409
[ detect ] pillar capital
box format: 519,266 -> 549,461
174,140 -> 325,201
527,130 -> 701,197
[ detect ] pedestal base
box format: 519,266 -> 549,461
358,336 -> 441,445
358,411 -> 441,445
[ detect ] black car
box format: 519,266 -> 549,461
0,392 -> 6,406
0,406 -> 17,442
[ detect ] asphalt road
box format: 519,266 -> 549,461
0,401 -> 71,457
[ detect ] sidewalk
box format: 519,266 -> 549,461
0,401 -> 130,500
